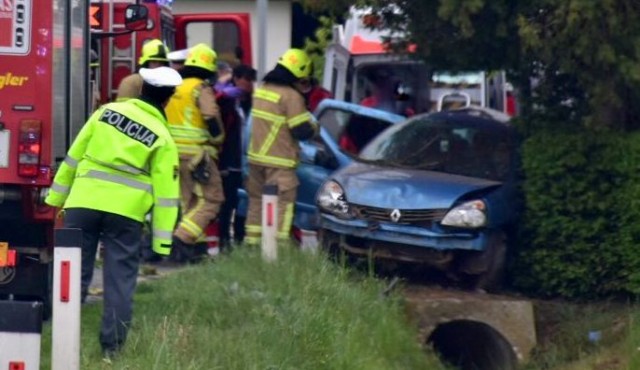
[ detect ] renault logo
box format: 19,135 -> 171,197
390,209 -> 401,223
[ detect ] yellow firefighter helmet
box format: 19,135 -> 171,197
138,39 -> 169,65
277,48 -> 312,79
184,43 -> 218,72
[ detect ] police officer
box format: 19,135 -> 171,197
168,48 -> 190,71
116,39 -> 170,101
245,49 -> 318,245
165,43 -> 225,262
45,67 -> 182,357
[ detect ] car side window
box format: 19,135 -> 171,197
317,109 -> 350,143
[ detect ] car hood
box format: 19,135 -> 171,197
333,162 -> 502,209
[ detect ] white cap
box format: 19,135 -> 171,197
167,48 -> 190,62
139,67 -> 183,87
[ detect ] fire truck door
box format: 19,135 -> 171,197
173,14 -> 252,66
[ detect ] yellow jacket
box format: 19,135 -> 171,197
165,77 -> 224,158
45,99 -> 180,255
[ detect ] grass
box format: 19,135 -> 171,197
38,245 -> 446,370
525,300 -> 640,370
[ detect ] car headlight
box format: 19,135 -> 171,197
441,200 -> 487,228
317,180 -> 351,218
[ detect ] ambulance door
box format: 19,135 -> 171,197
322,41 -> 351,101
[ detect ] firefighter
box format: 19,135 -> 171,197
245,48 -> 318,245
165,43 -> 225,263
116,39 -> 170,101
45,66 -> 182,358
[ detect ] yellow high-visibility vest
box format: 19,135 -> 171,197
166,77 -> 222,158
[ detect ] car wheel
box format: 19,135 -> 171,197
459,231 -> 507,293
318,229 -> 356,268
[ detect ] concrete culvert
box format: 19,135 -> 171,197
427,319 -> 518,370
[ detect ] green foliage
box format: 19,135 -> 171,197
304,16 -> 334,82
300,0 -> 640,130
39,247 -> 443,369
513,127 -> 640,298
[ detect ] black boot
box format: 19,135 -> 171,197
168,236 -> 190,264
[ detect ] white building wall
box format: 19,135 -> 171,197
172,0 -> 292,70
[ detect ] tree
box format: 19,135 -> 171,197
298,0 -> 640,131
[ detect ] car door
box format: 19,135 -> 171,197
293,100 -> 405,230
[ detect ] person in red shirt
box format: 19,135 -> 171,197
304,77 -> 332,113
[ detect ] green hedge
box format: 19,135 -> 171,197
513,127 -> 640,299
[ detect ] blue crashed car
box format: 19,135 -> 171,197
237,99 -> 405,232
316,107 -> 520,290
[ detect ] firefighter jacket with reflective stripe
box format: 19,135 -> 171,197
165,77 -> 224,158
248,84 -> 317,169
45,99 -> 180,256
116,73 -> 143,102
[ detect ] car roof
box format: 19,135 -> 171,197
413,107 -> 515,133
315,99 -> 406,124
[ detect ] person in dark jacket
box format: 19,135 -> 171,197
216,64 -> 257,250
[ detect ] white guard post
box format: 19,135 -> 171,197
0,300 -> 43,370
261,184 -> 279,261
52,228 -> 82,370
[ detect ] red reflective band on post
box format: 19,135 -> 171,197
267,203 -> 274,226
60,261 -> 70,302
6,250 -> 16,266
9,362 -> 25,370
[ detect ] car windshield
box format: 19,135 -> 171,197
358,114 -> 515,181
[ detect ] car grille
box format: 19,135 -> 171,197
350,204 -> 448,225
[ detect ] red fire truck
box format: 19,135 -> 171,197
90,0 -> 253,103
0,0 -> 94,316
0,0 -> 257,315
0,0 -> 170,317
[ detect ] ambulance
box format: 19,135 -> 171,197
322,7 -> 511,116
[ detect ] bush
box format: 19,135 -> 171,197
513,126 -> 640,298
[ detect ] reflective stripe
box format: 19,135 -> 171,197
169,125 -> 209,138
81,170 -> 152,193
254,88 -> 281,103
246,224 -> 262,233
64,156 -> 79,168
245,236 -> 261,245
259,124 -> 282,156
51,182 -> 70,195
251,109 -> 286,124
248,153 -> 297,168
86,155 -> 148,176
153,229 -> 173,241
281,202 -> 294,233
156,197 -> 180,207
287,112 -> 312,128
251,108 -> 288,161
181,218 -> 203,238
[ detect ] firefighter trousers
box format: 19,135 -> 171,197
174,154 -> 225,245
245,164 -> 298,245
64,208 -> 142,353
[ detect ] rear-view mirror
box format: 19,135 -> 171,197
124,5 -> 149,31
